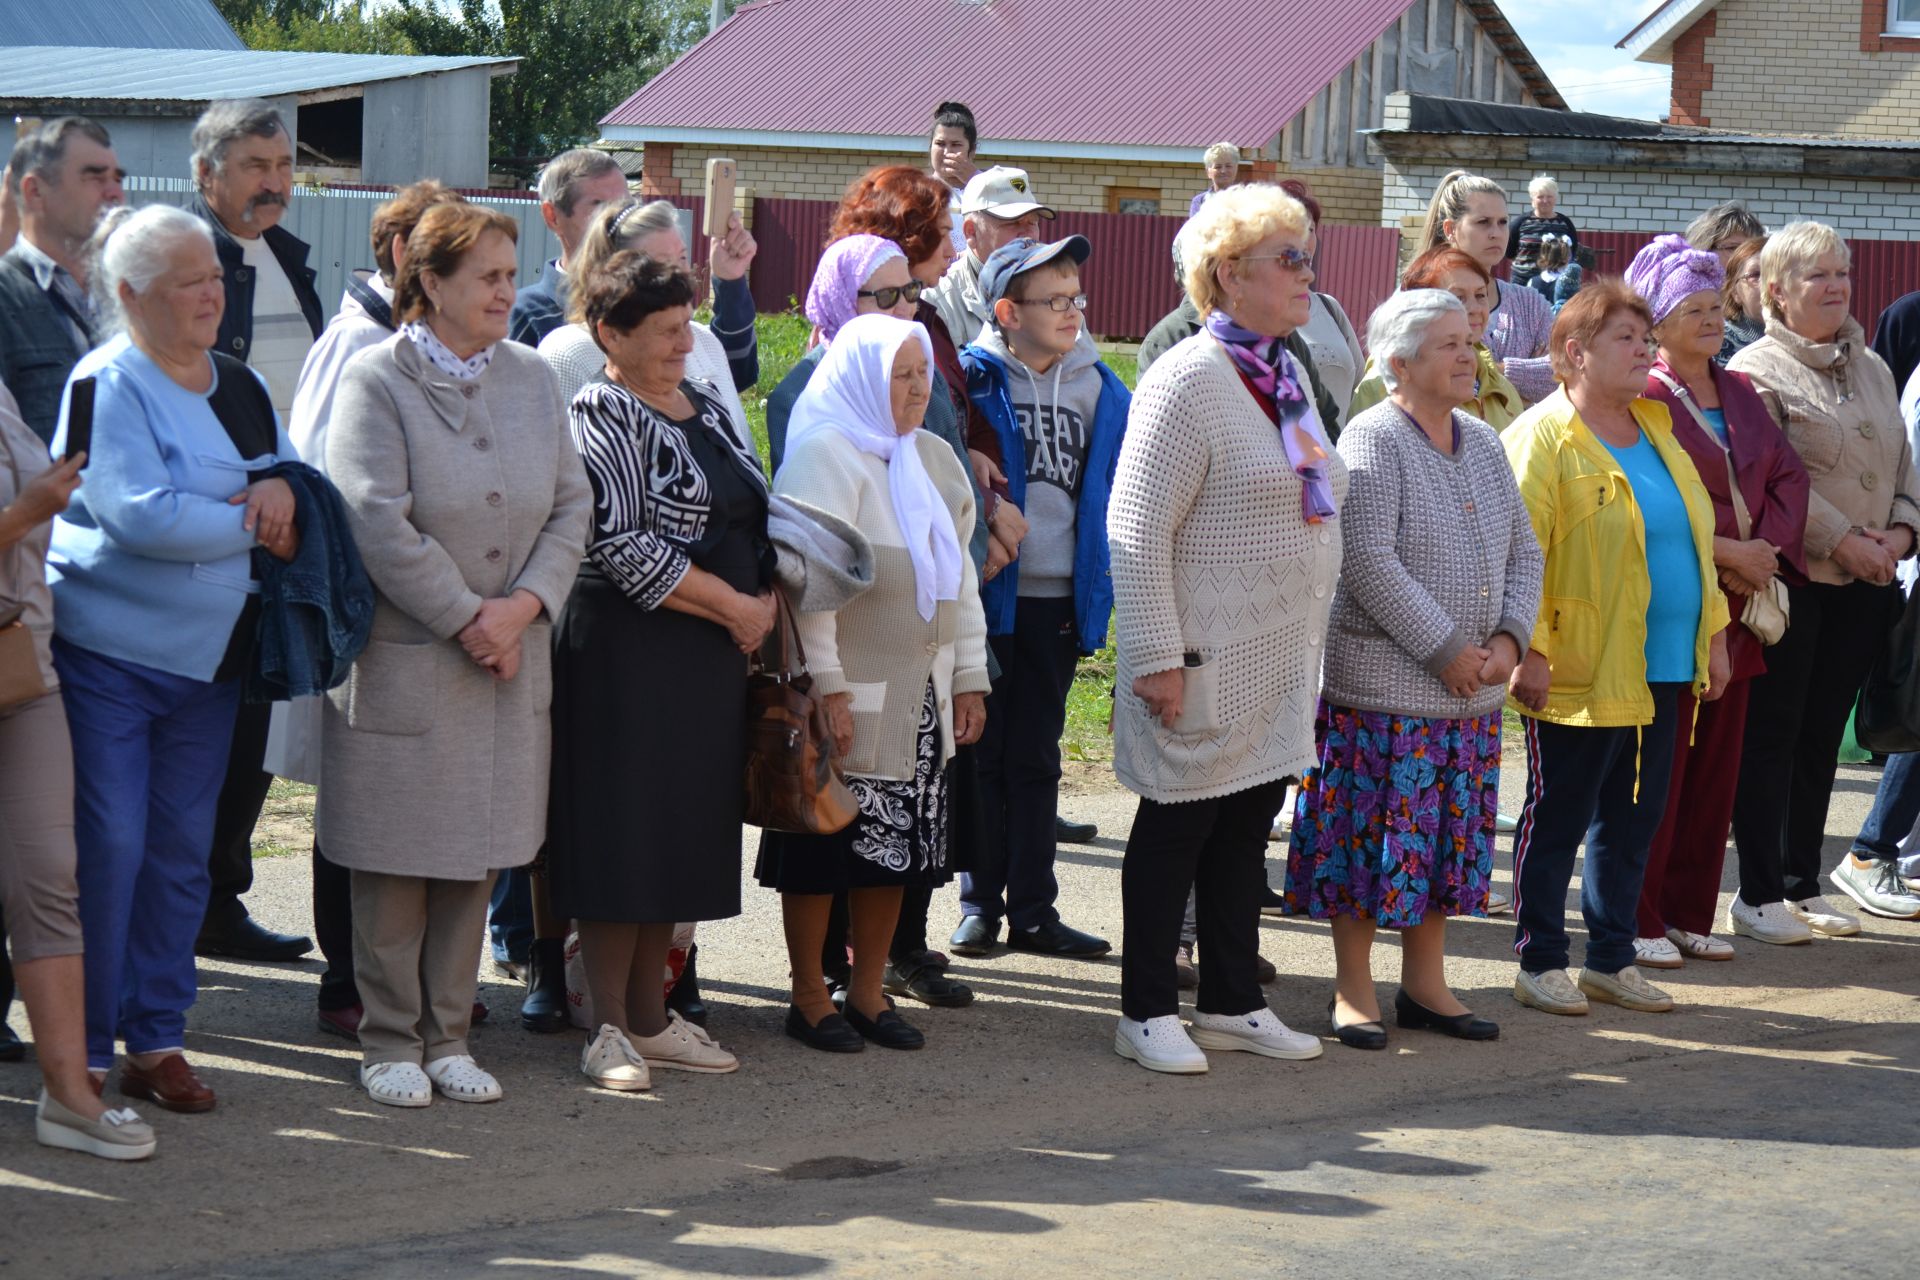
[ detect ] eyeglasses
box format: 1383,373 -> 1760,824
1013,293 -> 1089,313
1238,247 -> 1314,273
857,280 -> 928,309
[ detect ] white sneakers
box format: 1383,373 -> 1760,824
361,1061 -> 433,1108
1666,927 -> 1735,960
1114,1015 -> 1209,1074
627,1010 -> 739,1074
423,1054 -> 502,1103
582,1024 -> 652,1091
1578,965 -> 1674,1012
1728,895 -> 1814,945
1784,894 -> 1862,937
1512,967 -> 1588,1015
1830,856 -> 1920,920
1632,936 -> 1685,969
1188,1008 -> 1324,1061
1486,888 -> 1513,916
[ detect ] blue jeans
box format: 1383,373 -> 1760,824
1852,749 -> 1920,863
56,639 -> 240,1069
488,866 -> 533,965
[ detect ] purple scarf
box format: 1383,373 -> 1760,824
1205,310 -> 1337,524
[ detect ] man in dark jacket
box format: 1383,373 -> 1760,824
0,117 -> 122,442
184,99 -> 325,964
1872,290 -> 1920,398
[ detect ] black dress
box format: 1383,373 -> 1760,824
548,382 -> 771,923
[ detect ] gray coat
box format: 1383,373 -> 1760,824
318,333 -> 591,879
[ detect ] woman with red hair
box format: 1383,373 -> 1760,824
1348,246 -> 1524,433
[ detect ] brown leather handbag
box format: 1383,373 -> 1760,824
742,588 -> 859,835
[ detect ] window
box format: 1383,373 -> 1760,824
1107,186 -> 1161,216
1889,0 -> 1920,34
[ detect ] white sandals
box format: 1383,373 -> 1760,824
361,1061 -> 432,1108
424,1054 -> 502,1103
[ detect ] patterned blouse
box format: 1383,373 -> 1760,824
566,377 -> 767,610
1484,279 -> 1558,405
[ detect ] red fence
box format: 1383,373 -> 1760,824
727,197 -> 1402,343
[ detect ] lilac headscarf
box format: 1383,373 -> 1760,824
804,234 -> 908,345
1626,234 -> 1725,327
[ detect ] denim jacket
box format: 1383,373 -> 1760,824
248,461 -> 373,702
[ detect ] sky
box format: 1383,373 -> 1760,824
1502,0 -> 1673,121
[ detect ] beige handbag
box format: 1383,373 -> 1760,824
0,445 -> 51,710
1651,370 -> 1789,646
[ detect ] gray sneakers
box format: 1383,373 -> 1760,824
1830,856 -> 1920,920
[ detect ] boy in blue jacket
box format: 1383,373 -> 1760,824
951,236 -> 1129,960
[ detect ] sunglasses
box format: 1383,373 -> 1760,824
857,280 -> 928,309
1239,247 -> 1314,273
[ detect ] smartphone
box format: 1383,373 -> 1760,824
64,376 -> 95,465
703,157 -> 737,239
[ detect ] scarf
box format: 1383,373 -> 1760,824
1205,310 -> 1337,523
783,313 -> 962,622
402,320 -> 493,380
804,235 -> 908,348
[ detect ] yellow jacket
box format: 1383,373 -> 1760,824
1348,344 -> 1523,432
1503,389 -> 1729,728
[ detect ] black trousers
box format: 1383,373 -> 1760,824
202,699 -> 274,933
312,842 -> 358,1011
1732,580 -> 1899,905
1119,778 -> 1284,1022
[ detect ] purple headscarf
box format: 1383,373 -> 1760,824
1626,234 -> 1725,327
804,234 -> 908,345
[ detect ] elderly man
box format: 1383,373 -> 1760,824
0,117 -> 123,442
183,98 -> 323,964
927,166 -> 1056,349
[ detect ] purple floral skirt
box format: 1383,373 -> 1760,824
1284,700 -> 1500,928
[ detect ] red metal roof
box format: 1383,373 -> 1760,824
602,0 -> 1417,151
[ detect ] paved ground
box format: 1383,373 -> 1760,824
2,761 -> 1917,1279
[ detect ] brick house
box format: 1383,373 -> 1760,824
1621,0 -> 1920,137
598,0 -> 1563,227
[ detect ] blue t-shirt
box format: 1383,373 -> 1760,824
1699,406 -> 1728,445
1599,432 -> 1702,684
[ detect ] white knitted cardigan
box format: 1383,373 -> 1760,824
1108,333 -> 1347,804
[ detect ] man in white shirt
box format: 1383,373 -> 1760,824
184,99 -> 324,963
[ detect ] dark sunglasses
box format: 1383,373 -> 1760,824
857,280 -> 928,308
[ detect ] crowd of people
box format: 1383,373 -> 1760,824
3,100 -> 1919,1160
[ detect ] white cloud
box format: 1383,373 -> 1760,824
1502,0 -> 1674,120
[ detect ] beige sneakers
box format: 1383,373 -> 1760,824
1579,965 -> 1674,1012
628,1010 -> 739,1074
1513,967 -> 1589,1015
581,1024 -> 651,1091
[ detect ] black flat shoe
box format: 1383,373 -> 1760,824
884,953 -> 975,1008
949,915 -> 1000,957
195,914 -> 314,962
842,999 -> 925,1050
1007,920 -> 1111,958
784,1004 -> 864,1053
1055,816 -> 1098,844
520,937 -> 570,1034
1394,989 -> 1499,1041
1328,997 -> 1388,1051
666,945 -> 709,1028
0,1019 -> 23,1063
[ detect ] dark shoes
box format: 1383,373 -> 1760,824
1256,953 -> 1278,985
667,944 -> 709,1028
1008,920 -> 1111,958
1055,816 -> 1099,844
317,1005 -> 363,1040
1394,989 -> 1499,1041
119,1053 -> 217,1113
1328,998 -> 1388,1051
949,915 -> 1001,957
784,1004 -> 864,1053
843,998 -> 925,1050
520,937 -> 570,1034
883,951 -> 974,1007
195,914 -> 314,962
0,1019 -> 22,1063
1259,884 -> 1290,917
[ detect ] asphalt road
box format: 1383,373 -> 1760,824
2,760 -> 1916,1279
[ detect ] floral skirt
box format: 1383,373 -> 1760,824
1284,701 -> 1500,927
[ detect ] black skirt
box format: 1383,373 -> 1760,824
755,682 -> 952,894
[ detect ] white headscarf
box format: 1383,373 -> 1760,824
783,313 -> 961,622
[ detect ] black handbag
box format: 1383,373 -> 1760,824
1856,587 -> 1920,754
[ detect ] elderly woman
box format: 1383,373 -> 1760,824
1109,184 -> 1339,1074
1189,142 -> 1240,216
1719,236 -> 1768,364
49,205 -> 301,1113
1419,170 -> 1556,404
1350,247 -> 1524,433
325,203 -> 590,1107
1504,282 -> 1731,1018
1506,175 -> 1579,287
548,255 -> 772,1088
1685,200 -> 1766,268
1728,222 -> 1920,928
3,380 -> 155,1158
758,313 -> 990,1053
1287,289 -> 1541,1049
1623,237 -> 1810,969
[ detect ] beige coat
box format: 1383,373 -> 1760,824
318,334 -> 590,879
1728,316 -> 1920,585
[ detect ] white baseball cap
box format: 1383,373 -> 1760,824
960,166 -> 1056,219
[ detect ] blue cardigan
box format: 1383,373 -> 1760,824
959,342 -> 1128,654
48,334 -> 296,682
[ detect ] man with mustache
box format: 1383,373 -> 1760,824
184,99 -> 324,964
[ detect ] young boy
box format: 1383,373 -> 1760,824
952,236 -> 1130,959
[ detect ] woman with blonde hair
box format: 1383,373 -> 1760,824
1189,142 -> 1241,216
1419,170 -> 1556,404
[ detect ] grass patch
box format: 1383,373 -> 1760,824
254,776 -> 316,859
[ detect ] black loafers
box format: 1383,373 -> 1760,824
194,914 -> 314,962
1055,816 -> 1099,844
883,953 -> 974,1007
842,999 -> 925,1050
519,937 -> 570,1034
949,915 -> 1000,957
0,1019 -> 23,1063
1394,989 -> 1499,1041
1007,920 -> 1111,958
1328,998 -> 1388,1051
784,1004 -> 864,1053
666,944 -> 709,1028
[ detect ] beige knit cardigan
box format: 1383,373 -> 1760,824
773,427 -> 991,782
1108,333 -> 1348,804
